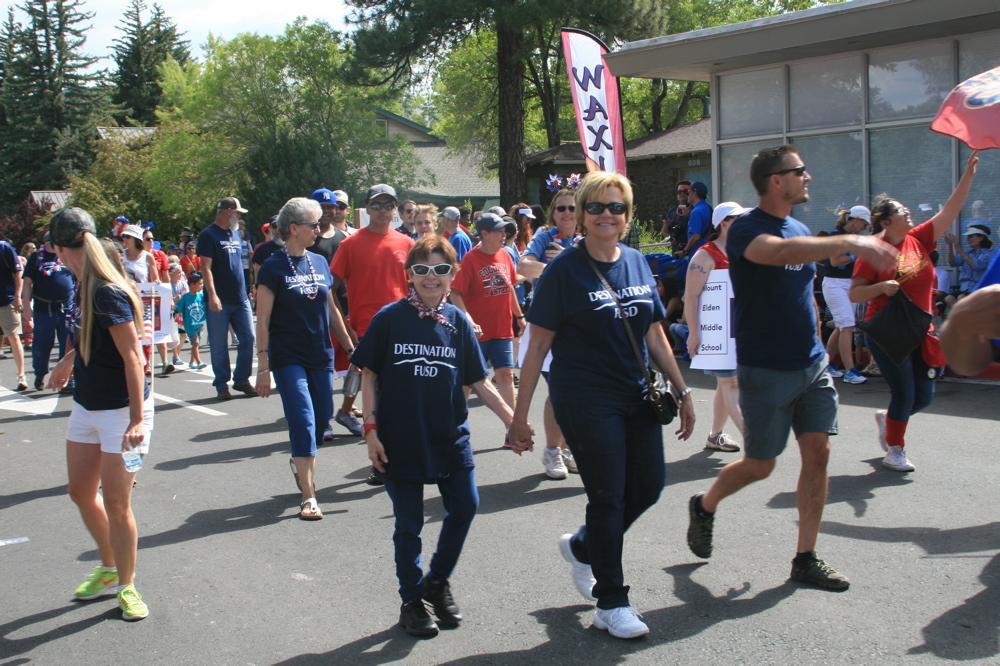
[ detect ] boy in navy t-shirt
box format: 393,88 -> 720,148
685,144 -> 896,592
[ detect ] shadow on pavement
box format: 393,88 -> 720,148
0,602 -> 119,659
667,449 -> 732,487
187,419 -> 287,443
820,520 -> 1000,661
0,409 -> 71,426
154,440 -> 288,471
419,473 -> 586,524
0,483 -> 67,510
272,627 -> 421,665
766,458 -> 914,517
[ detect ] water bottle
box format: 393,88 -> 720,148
123,448 -> 143,472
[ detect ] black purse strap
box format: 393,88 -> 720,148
576,242 -> 657,390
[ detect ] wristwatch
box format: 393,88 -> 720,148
678,388 -> 692,398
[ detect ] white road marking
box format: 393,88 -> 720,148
152,392 -> 227,417
0,387 -> 61,415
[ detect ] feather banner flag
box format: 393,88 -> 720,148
931,65 -> 1000,150
562,28 -> 627,175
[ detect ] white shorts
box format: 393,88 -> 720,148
822,277 -> 856,330
67,399 -> 154,454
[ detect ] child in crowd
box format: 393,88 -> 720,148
176,271 -> 207,369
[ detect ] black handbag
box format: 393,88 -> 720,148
577,243 -> 678,425
858,289 -> 932,367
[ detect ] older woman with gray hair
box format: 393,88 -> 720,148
255,197 -> 354,520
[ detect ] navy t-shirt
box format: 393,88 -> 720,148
252,240 -> 281,267
73,285 -> 150,411
197,224 -> 247,303
821,227 -> 854,279
23,248 -> 74,302
527,242 -> 665,405
687,200 -> 712,253
351,299 -> 488,482
726,207 -> 824,370
0,241 -> 22,306
256,250 -> 335,372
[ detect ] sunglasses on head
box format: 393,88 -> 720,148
555,205 -> 575,213
769,165 -> 807,177
584,201 -> 628,215
410,263 -> 453,276
369,202 -> 396,212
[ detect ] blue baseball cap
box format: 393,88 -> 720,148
311,188 -> 334,204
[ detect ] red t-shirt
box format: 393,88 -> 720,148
452,247 -> 517,341
152,249 -> 169,277
329,227 -> 413,337
180,255 -> 201,277
854,221 -> 936,320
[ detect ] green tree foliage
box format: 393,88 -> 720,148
147,19 -> 423,229
110,0 -> 190,126
0,0 -> 115,213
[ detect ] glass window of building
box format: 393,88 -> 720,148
718,68 -> 784,139
789,58 -> 863,131
789,133 -> 864,233
868,43 -> 953,123
719,139 -> 775,208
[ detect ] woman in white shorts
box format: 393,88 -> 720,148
47,207 -> 152,622
822,206 -> 871,385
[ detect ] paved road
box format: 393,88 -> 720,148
1,351 -> 998,664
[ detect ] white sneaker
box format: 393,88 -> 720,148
593,606 -> 649,639
706,432 -> 741,452
875,410 -> 888,453
826,365 -> 844,378
544,447 -> 568,479
561,448 -> 579,474
559,533 -> 596,601
883,445 -> 914,472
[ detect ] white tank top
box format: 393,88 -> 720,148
123,250 -> 152,283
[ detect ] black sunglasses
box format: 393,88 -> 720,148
410,263 -> 453,276
584,201 -> 628,215
770,165 -> 807,177
555,205 -> 575,213
292,221 -> 320,228
369,202 -> 396,212
335,203 -> 348,210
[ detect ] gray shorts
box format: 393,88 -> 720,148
737,359 -> 838,460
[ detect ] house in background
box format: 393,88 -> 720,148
30,190 -> 70,212
374,109 -> 500,209
604,0 -> 1000,238
524,118 -> 712,225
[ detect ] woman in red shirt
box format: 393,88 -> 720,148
180,243 -> 201,278
850,152 -> 979,473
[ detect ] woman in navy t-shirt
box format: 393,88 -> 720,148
510,171 -> 695,640
254,198 -> 353,521
47,207 -> 152,621
351,236 -> 516,638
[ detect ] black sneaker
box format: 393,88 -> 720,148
34,376 -> 45,391
366,468 -> 384,486
216,387 -> 232,401
790,554 -> 850,591
232,383 -> 258,397
399,600 -> 439,637
161,363 -> 175,375
687,493 -> 714,558
423,580 -> 462,625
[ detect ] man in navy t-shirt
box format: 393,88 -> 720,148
685,144 -> 896,592
197,197 -> 258,400
673,181 -> 712,260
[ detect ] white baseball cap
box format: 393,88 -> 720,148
711,202 -> 750,228
848,205 -> 871,223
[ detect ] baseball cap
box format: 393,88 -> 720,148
218,197 -> 248,213
516,207 -> 536,219
365,184 -> 397,204
690,181 -> 709,198
848,205 -> 871,223
711,202 -> 750,228
333,190 -> 349,205
120,224 -> 144,240
475,212 -> 507,233
439,206 -> 460,222
311,188 -> 334,204
488,206 -> 507,216
49,207 -> 97,248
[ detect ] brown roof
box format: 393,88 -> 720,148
403,145 -> 500,200
525,118 -> 711,166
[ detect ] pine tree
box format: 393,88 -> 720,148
0,0 -> 113,212
111,0 -> 189,125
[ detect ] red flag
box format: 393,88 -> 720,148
562,29 -> 627,176
931,66 -> 1000,150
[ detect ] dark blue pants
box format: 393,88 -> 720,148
866,335 -> 935,422
382,467 -> 479,604
31,300 -> 68,379
552,400 -> 665,609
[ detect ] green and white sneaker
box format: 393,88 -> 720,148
74,566 -> 119,600
117,584 -> 149,621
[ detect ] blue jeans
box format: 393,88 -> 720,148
382,467 -> 479,604
30,300 -> 68,379
272,365 -> 333,458
552,400 -> 665,609
866,335 -> 935,422
205,298 -> 255,389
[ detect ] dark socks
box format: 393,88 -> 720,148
794,551 -> 817,566
695,494 -> 714,518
